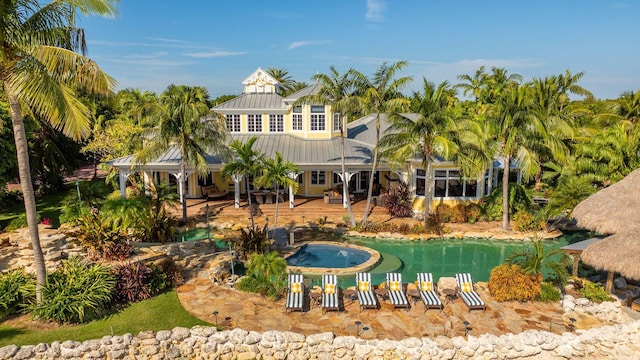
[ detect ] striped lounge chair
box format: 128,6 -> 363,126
455,273 -> 486,312
286,274 -> 306,313
321,274 -> 342,313
355,272 -> 378,312
386,272 -> 410,310
417,273 -> 443,311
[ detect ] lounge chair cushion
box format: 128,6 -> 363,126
421,281 -> 433,292
358,281 -> 369,291
291,282 -> 302,293
389,281 -> 401,291
324,284 -> 336,294
461,282 -> 472,292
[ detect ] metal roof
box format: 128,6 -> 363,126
283,83 -> 321,102
561,237 -> 604,254
106,134 -> 373,170
212,93 -> 286,111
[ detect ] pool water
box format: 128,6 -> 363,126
331,233 -> 588,287
178,227 -> 229,249
286,244 -> 371,268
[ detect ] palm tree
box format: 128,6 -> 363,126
506,239 -> 570,284
266,67 -> 296,96
1,0 -> 118,301
221,137 -> 266,230
307,66 -> 361,226
487,82 -> 542,230
354,61 -> 412,226
456,66 -> 488,106
254,152 -> 300,227
135,85 -> 228,223
380,78 -> 459,225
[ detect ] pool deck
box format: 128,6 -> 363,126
174,195 -> 576,340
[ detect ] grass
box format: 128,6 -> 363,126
0,290 -> 211,347
0,185 -> 70,230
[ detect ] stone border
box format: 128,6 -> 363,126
285,241 -> 381,276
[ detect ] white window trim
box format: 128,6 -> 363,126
269,114 -> 284,132
415,168 -> 479,200
247,114 -> 263,133
310,170 -> 326,186
310,114 -> 326,132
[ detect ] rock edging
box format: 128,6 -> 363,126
2,320 -> 640,360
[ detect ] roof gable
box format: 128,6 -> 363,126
242,67 -> 280,94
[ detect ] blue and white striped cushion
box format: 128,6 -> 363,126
322,274 -> 339,311
386,272 -> 408,307
286,274 -> 304,311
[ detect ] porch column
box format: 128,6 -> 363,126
118,170 -> 131,199
337,171 -> 356,208
143,171 -> 151,196
232,174 -> 243,209
169,172 -> 183,204
287,171 -> 300,209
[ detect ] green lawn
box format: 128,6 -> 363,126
0,186 -> 70,230
0,290 -> 211,347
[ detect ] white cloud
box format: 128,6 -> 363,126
366,0 -> 387,22
184,51 -> 247,58
287,40 -> 331,51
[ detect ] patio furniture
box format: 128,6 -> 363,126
355,273 -> 379,312
455,273 -> 486,312
321,274 -> 342,313
202,184 -> 227,200
417,273 -> 443,311
286,274 -> 306,313
386,272 -> 410,310
253,191 -> 265,204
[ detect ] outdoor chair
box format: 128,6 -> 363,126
355,272 -> 379,312
321,274 -> 342,313
286,273 -> 306,313
386,272 -> 410,310
417,272 -> 443,311
455,273 -> 486,312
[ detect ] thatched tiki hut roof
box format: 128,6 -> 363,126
572,168 -> 640,235
581,229 -> 640,281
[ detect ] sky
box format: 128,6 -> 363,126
78,0 -> 640,100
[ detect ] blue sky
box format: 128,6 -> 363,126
79,0 -> 639,100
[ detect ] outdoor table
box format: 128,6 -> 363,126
374,288 -> 389,303
342,289 -> 357,305
442,288 -> 457,304
309,291 -> 322,308
407,289 -> 420,306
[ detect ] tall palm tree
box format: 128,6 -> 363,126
354,61 -> 412,226
307,66 -> 361,226
456,66 -> 488,106
136,85 -> 228,223
1,0 -> 118,301
380,79 -> 459,225
254,152 -> 300,227
488,83 -> 543,230
221,137 -> 266,230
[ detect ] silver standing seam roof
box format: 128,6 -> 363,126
106,134 -> 373,170
213,93 -> 286,111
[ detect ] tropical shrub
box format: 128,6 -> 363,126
424,214 -> 444,235
5,213 -> 40,232
435,203 -> 453,223
536,282 -> 562,303
152,256 -> 183,288
237,224 -> 270,260
59,203 -> 92,226
28,258 -> 115,323
575,279 -> 613,303
466,203 -> 482,223
0,189 -> 22,211
112,262 -> 153,303
237,251 -> 287,298
481,184 -> 533,221
0,270 -> 34,320
451,204 -> 468,223
512,211 -> 545,232
488,264 -> 541,302
506,238 -> 570,286
75,213 -> 134,261
384,181 -> 412,218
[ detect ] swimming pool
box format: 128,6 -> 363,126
343,235 -> 580,287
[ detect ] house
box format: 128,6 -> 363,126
107,68 -> 509,216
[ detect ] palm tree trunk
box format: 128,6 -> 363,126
246,177 -> 255,230
6,85 -> 47,302
361,115 -> 380,225
423,155 -> 433,227
502,155 -> 511,230
340,116 -> 356,227
180,157 -> 188,223
274,183 -> 279,227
